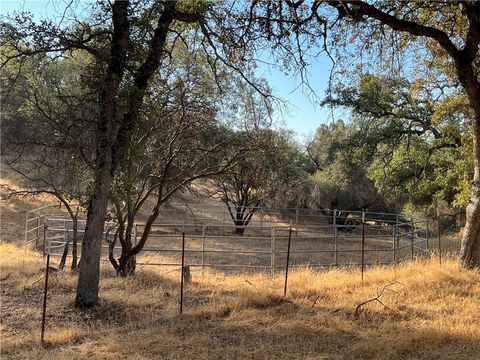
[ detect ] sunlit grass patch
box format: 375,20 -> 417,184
1,243 -> 479,360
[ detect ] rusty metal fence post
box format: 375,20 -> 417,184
411,219 -> 415,261
361,212 -> 365,282
201,225 -> 206,272
179,232 -> 186,315
284,228 -> 292,297
41,253 -> 51,346
333,210 -> 338,266
392,217 -> 397,264
271,226 -> 276,276
437,207 -> 442,265
43,222 -> 48,258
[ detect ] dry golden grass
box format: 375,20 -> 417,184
1,169 -> 59,242
1,242 -> 479,360
1,170 -> 477,359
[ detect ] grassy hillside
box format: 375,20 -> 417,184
1,242 -> 479,360
1,168 -> 476,359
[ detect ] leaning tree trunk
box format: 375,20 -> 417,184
459,103 -> 480,267
458,61 -> 480,268
75,159 -> 113,308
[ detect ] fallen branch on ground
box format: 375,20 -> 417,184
1,272 -> 12,281
244,279 -> 254,287
354,280 -> 404,317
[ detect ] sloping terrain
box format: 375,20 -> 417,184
1,167 -> 478,360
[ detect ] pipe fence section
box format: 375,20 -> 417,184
24,204 -> 76,251
39,205 -> 430,272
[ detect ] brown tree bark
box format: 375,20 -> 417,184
76,162 -> 115,307
457,60 -> 480,268
75,0 -> 201,304
460,122 -> 480,267
75,0 -> 130,308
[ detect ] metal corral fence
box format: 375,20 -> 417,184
29,204 -> 432,272
24,204 -> 78,249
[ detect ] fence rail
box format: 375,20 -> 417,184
33,205 -> 433,273
25,204 -> 450,272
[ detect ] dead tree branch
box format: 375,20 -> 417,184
354,280 -> 404,317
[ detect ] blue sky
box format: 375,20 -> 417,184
257,55 -> 334,139
0,0 -> 334,140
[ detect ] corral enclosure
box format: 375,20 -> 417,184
26,202 -> 430,273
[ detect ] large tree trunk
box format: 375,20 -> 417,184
460,175 -> 480,267
75,162 -> 113,307
74,0 -> 195,305
234,209 -> 246,235
458,59 -> 480,268
459,88 -> 480,267
74,0 -> 129,308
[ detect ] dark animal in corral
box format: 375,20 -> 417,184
343,213 -> 362,232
